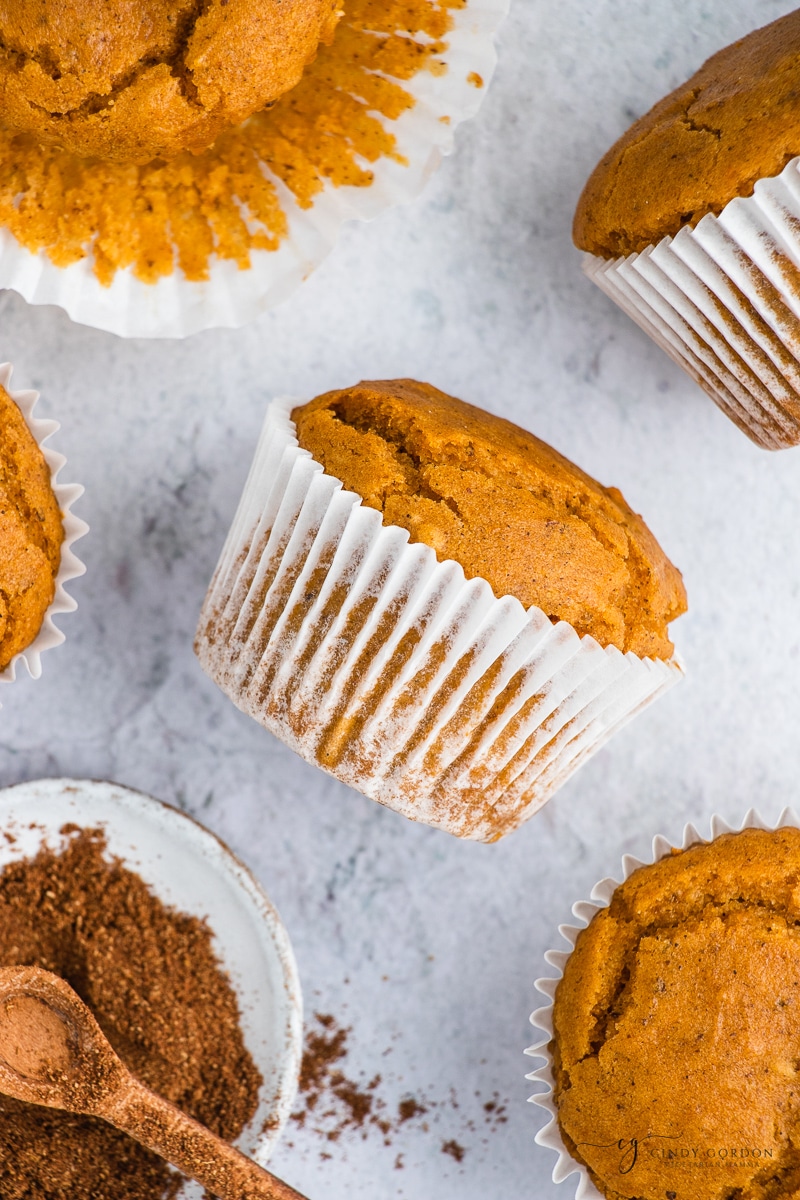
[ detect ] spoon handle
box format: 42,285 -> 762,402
106,1077 -> 309,1200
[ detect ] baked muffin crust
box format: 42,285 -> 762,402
553,828 -> 800,1200
574,9 -> 800,258
0,0 -> 341,163
292,379 -> 686,659
0,385 -> 63,671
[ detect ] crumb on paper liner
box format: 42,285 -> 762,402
0,363 -> 88,691
0,0 -> 508,337
524,807 -> 800,1199
194,398 -> 682,843
584,156 -> 800,451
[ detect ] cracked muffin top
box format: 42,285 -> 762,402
292,379 -> 687,659
0,0 -> 342,163
573,9 -> 800,258
552,828 -> 800,1200
0,384 -> 63,673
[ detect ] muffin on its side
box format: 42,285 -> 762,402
0,385 -> 64,672
551,827 -> 800,1200
575,9 -> 800,450
294,380 -> 686,660
196,382 -> 685,841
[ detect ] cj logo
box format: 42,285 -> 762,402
576,1132 -> 683,1174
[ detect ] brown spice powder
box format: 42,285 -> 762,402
0,0 -> 465,286
0,826 -> 262,1200
290,1012 -> 508,1164
293,1012 -> 384,1140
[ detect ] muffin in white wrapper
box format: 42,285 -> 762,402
0,362 -> 88,690
0,0 -> 508,339
585,157 -> 800,451
525,808 -> 800,1199
195,397 -> 683,843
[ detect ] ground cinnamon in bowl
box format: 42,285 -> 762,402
0,825 -> 262,1200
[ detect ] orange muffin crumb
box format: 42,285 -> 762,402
0,0 -> 463,285
0,386 -> 63,672
553,828 -> 800,1200
574,9 -> 800,258
293,380 -> 687,659
0,0 -> 342,164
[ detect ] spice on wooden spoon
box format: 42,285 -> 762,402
0,966 -> 308,1200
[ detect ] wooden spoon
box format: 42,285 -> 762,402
0,965 -> 309,1200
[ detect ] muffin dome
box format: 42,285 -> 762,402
0,384 -> 63,672
0,0 -> 341,163
574,9 -> 800,257
293,379 -> 687,659
552,828 -> 800,1200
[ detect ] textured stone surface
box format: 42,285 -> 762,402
0,2 -> 799,1197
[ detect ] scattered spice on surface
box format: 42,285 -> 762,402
483,1096 -> 508,1121
0,826 -> 261,1200
289,1011 -> 507,1165
292,1012 -> 384,1139
398,1097 -> 428,1123
0,0 -> 465,285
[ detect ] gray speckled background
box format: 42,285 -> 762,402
2,1 -> 799,1196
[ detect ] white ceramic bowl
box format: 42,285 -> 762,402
0,777 -> 302,1190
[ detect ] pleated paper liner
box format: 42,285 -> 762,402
195,397 -> 682,843
0,363 -> 88,691
524,809 -> 799,1199
0,0 -> 508,339
584,155 -> 800,450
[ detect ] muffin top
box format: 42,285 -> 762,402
0,385 -> 63,672
574,9 -> 800,258
292,380 -> 686,659
552,827 -> 800,1200
0,0 -> 341,163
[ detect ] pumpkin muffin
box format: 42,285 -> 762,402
0,385 -> 64,672
196,386 -> 684,842
574,9 -> 800,258
574,10 -> 800,451
0,0 -> 342,164
293,380 -> 687,660
551,827 -> 800,1200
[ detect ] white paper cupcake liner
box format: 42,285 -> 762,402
0,362 -> 88,690
195,397 -> 682,842
0,0 -> 508,340
525,807 -> 800,1198
584,156 -> 800,450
